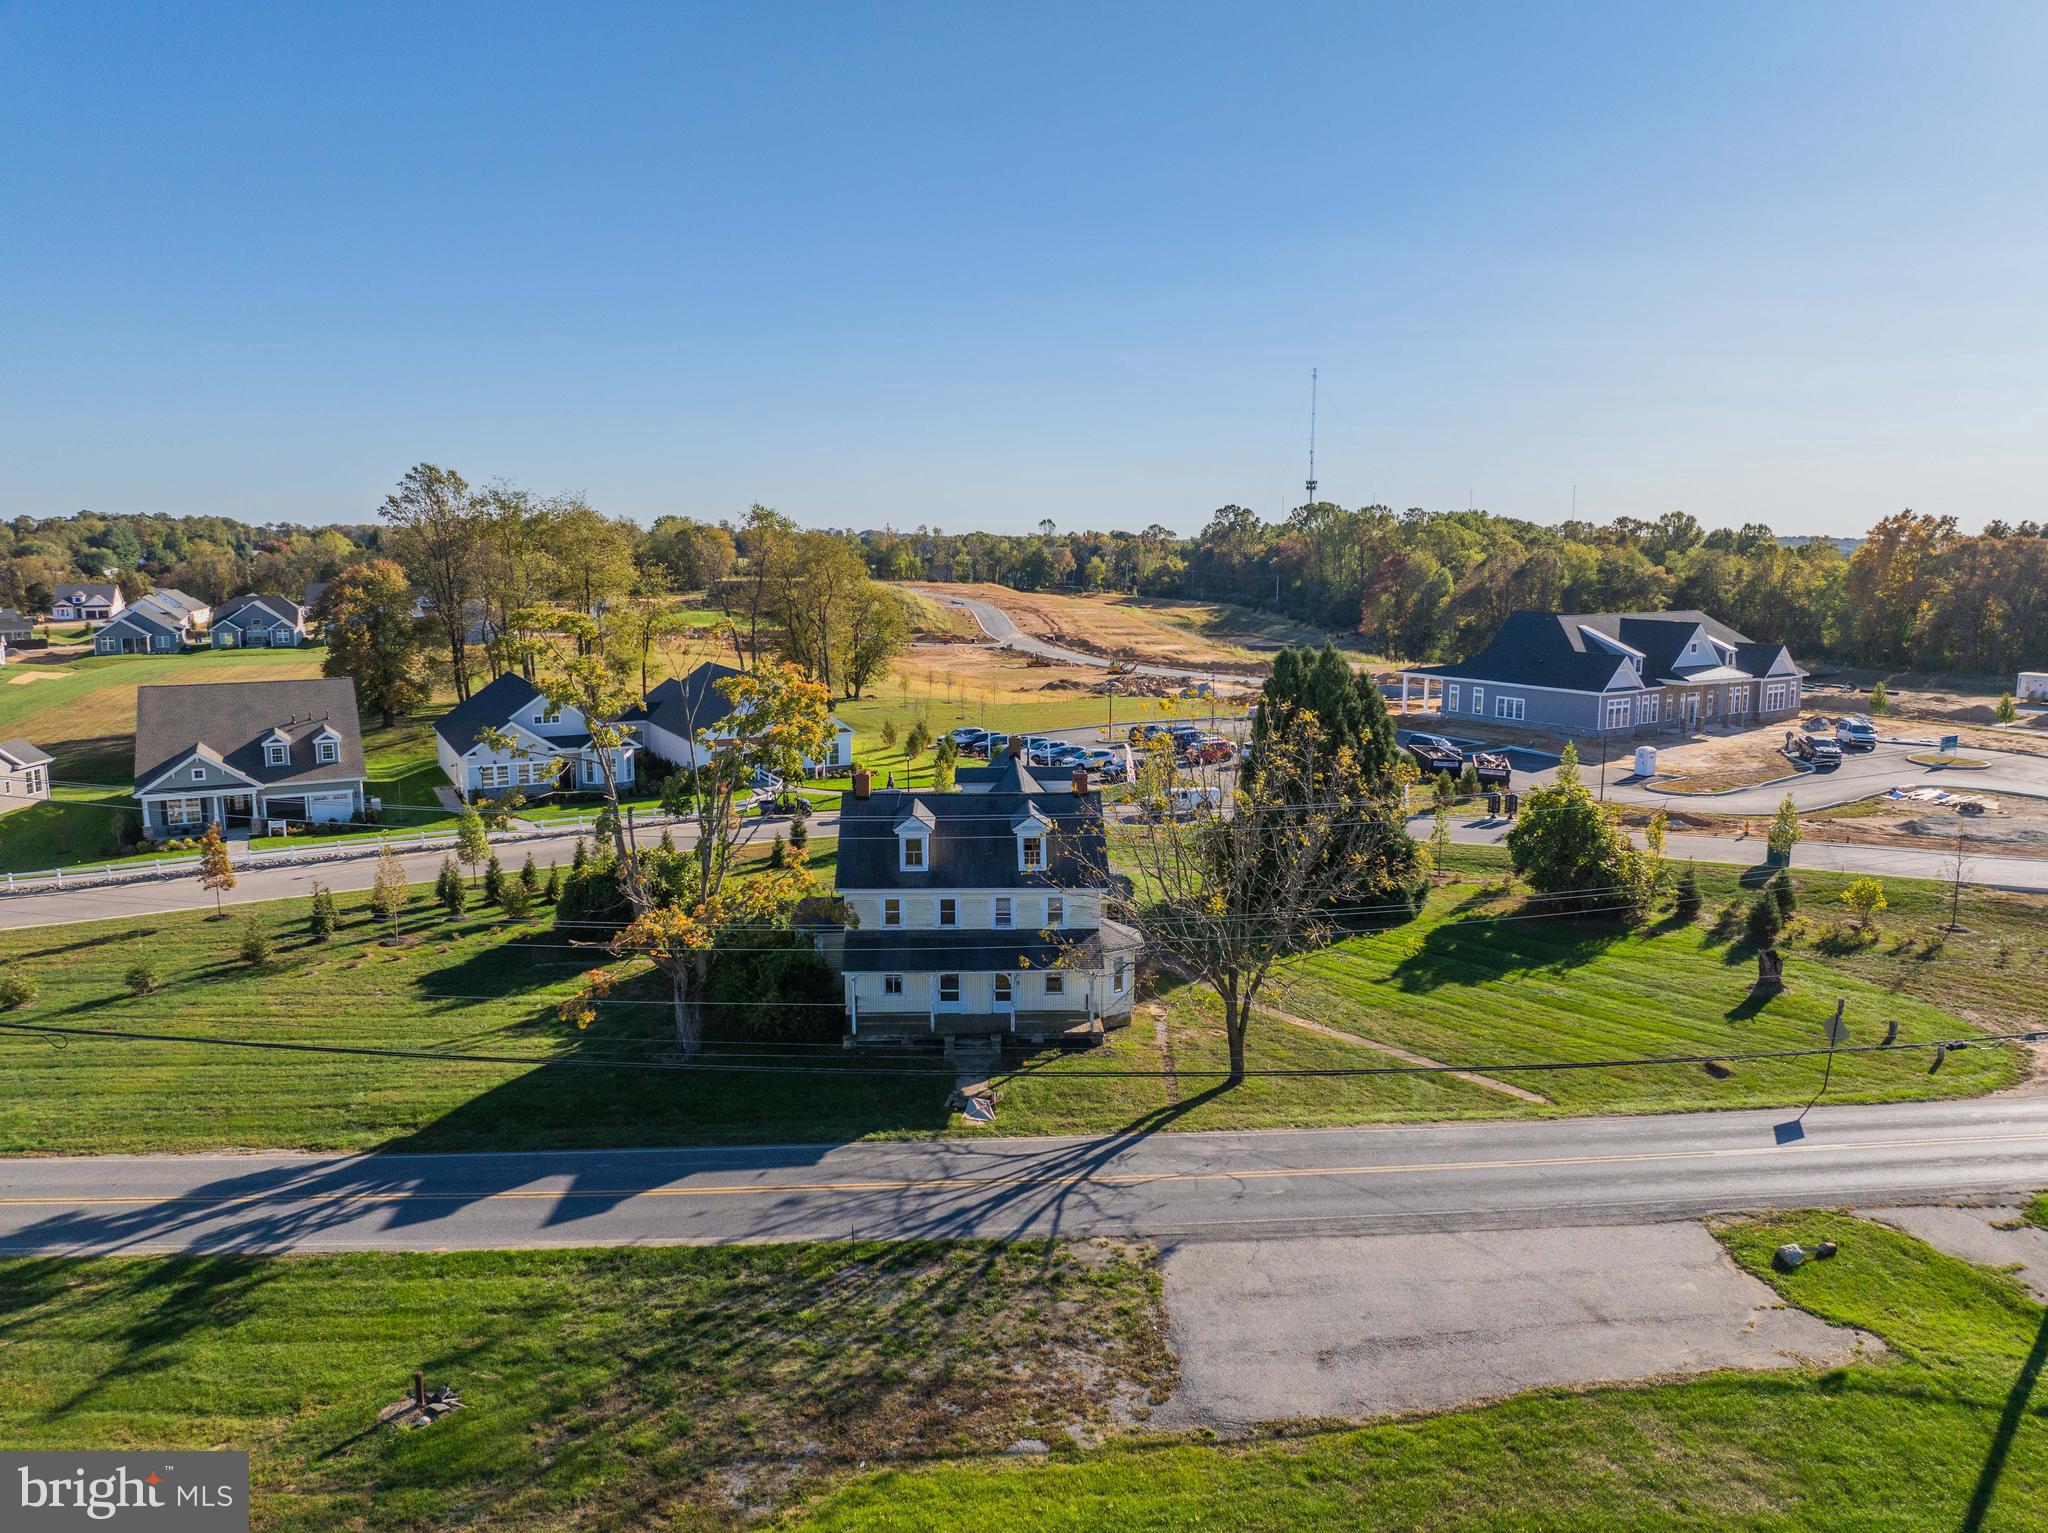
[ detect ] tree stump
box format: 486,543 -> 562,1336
1752,947 -> 1785,997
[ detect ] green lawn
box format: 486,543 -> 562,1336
0,849 -> 2027,1157
0,1240 -> 1169,1533
791,1211 -> 2048,1531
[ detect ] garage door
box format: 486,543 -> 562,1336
306,793 -> 353,824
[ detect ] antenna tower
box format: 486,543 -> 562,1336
1304,367 -> 1319,506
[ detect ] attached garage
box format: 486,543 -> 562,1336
304,791 -> 355,824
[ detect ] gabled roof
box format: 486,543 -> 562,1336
0,739 -> 52,769
837,785 -> 1109,891
140,588 -> 207,620
955,757 -> 1058,794
98,606 -> 183,641
432,671 -> 546,752
1406,610 -> 1797,692
133,678 -> 365,792
55,583 -> 121,604
640,662 -> 746,739
214,593 -> 304,629
0,608 -> 33,630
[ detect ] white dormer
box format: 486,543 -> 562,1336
262,728 -> 291,767
895,801 -> 935,871
1011,803 -> 1052,873
313,725 -> 342,765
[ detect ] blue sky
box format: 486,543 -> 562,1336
3,2 -> 2044,535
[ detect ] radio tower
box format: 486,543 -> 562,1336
1304,367 -> 1319,507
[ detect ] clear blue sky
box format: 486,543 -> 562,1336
3,2 -> 2044,536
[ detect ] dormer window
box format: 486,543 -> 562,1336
314,727 -> 341,765
1020,835 -> 1045,872
265,742 -> 288,767
900,834 -> 927,871
1011,803 -> 1053,873
535,705 -> 561,725
894,802 -> 935,871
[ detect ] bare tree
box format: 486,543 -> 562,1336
1111,722 -> 1413,1083
379,463 -> 484,700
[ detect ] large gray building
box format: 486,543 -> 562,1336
1398,610 -> 1805,736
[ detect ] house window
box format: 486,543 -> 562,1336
1044,974 -> 1065,996
1494,696 -> 1525,721
994,896 -> 1013,928
1020,834 -> 1045,871
1446,684 -> 1459,713
1605,699 -> 1632,729
1638,694 -> 1660,724
1731,685 -> 1750,714
160,796 -> 205,825
479,764 -> 510,788
191,765 -> 205,781
535,706 -> 561,725
265,743 -> 287,766
1046,895 -> 1065,928
26,769 -> 43,793
938,973 -> 961,1005
994,975 -> 1013,1007
938,897 -> 957,928
883,974 -> 904,997
1113,957 -> 1127,994
1471,687 -> 1485,715
316,737 -> 338,764
900,834 -> 927,871
1764,682 -> 1789,711
882,897 -> 902,928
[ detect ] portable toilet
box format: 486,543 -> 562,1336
1633,745 -> 1658,778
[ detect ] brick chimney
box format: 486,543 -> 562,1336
851,768 -> 871,799
1071,768 -> 1090,796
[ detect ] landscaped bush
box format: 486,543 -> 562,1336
0,967 -> 38,1009
1747,892 -> 1783,949
309,884 -> 338,940
701,930 -> 842,1042
124,958 -> 162,996
500,880 -> 534,919
236,917 -> 272,967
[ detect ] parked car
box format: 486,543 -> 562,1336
1183,735 -> 1234,765
1080,747 -> 1128,782
1403,733 -> 1464,776
1128,722 -> 1172,745
1147,784 -> 1223,819
949,726 -> 991,753
1789,731 -> 1842,766
1835,716 -> 1878,751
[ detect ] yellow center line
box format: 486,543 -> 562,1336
2,1128 -> 2046,1209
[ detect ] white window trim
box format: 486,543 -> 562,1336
937,897 -> 957,928
1471,687 -> 1484,715
899,833 -> 928,871
191,765 -> 205,781
993,896 -> 1013,929
1044,973 -> 1065,996
1113,957 -> 1127,994
1046,895 -> 1065,928
265,744 -> 288,766
1018,833 -> 1046,873
882,897 -> 902,928
1494,696 -> 1525,721
937,973 -> 962,1007
883,974 -> 904,996
1445,684 -> 1460,713
1605,698 -> 1632,728
316,738 -> 339,764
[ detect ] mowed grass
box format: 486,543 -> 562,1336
0,846 -> 2026,1156
0,1240 -> 1171,1532
790,1211 -> 2048,1531
0,871 -> 958,1157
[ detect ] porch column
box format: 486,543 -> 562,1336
1400,673 -> 1411,715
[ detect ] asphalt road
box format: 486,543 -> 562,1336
914,585 -> 1259,685
6,1097 -> 2047,1254
1620,739 -> 2048,814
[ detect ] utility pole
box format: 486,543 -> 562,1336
1304,367 -> 1319,507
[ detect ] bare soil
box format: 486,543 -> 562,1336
1802,790 -> 2048,860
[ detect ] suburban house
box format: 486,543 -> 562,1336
132,677 -> 368,835
434,671 -> 640,799
638,661 -> 856,774
0,609 -> 34,643
0,740 -> 52,813
93,590 -> 213,654
210,593 -> 309,648
1397,610 -> 1806,736
828,749 -> 1141,1046
50,583 -> 124,623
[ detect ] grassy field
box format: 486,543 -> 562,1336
0,1239 -> 1170,1532
0,846 -> 2028,1156
790,1210 -> 2048,1530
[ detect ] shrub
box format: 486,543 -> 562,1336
658,827 -> 677,853
309,884 -> 338,941
436,857 -> 467,918
520,852 -> 540,892
500,879 -> 534,919
1747,892 -> 1783,950
1673,862 -> 1702,919
0,967 -> 38,1010
482,853 -> 506,906
124,958 -> 162,996
768,833 -> 787,870
881,718 -> 898,749
790,813 -> 809,853
1842,876 -> 1888,929
1869,679 -> 1890,714
1770,868 -> 1797,921
571,838 -> 589,871
904,720 -> 931,759
543,863 -> 561,904
1996,692 -> 2018,725
659,773 -> 695,817
237,916 -> 273,966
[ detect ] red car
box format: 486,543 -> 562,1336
1183,736 -> 1235,765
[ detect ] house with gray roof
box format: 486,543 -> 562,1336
433,671 -> 641,799
50,583 -> 124,624
0,739 -> 52,814
210,593 -> 309,648
829,747 -> 1140,1045
638,661 -> 854,773
0,609 -> 35,643
1396,610 -> 1805,736
93,589 -> 212,654
133,677 -> 367,835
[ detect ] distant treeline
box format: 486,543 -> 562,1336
7,495 -> 2044,676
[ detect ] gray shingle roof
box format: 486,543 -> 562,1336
1406,610 -> 1796,692
641,662 -> 746,740
0,739 -> 52,769
56,583 -> 121,604
99,606 -> 183,642
432,671 -> 545,753
134,678 -> 364,792
214,593 -> 304,629
836,785 -> 1109,890
840,928 -> 1105,973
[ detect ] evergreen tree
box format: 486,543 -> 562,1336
1674,862 -> 1703,919
309,883 -> 339,941
571,837 -> 589,872
482,852 -> 506,905
790,812 -> 809,853
236,915 -> 272,966
543,863 -> 562,903
658,827 -> 677,853
1996,692 -> 2018,724
1770,867 -> 1797,920
500,879 -> 534,919
436,856 -> 466,917
768,833 -> 787,870
1747,891 -> 1783,949
520,852 -> 540,892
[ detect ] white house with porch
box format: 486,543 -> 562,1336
433,671 -> 640,798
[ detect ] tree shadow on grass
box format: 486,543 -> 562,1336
1388,907 -> 1630,995
1963,1307 -> 2048,1531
